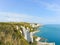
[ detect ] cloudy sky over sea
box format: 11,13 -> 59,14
0,0 -> 60,24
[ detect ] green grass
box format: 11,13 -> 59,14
0,22 -> 30,45
0,22 -> 39,45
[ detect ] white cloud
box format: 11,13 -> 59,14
0,1 -> 60,24
31,0 -> 60,12
40,2 -> 60,12
39,1 -> 60,23
29,0 -> 60,24
0,12 -> 60,24
0,12 -> 43,23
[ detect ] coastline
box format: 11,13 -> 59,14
33,30 -> 40,34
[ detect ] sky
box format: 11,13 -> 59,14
0,0 -> 60,24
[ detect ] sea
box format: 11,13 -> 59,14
34,24 -> 60,45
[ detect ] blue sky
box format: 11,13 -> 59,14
0,0 -> 60,24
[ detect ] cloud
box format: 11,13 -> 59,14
30,0 -> 60,14
31,0 -> 60,24
0,12 -> 60,24
0,12 -> 43,23
40,2 -> 60,12
38,1 -> 60,20
31,0 -> 60,12
0,0 -> 60,24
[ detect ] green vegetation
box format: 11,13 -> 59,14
0,22 -> 38,45
0,22 -> 29,45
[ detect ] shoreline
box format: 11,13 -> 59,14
33,30 -> 40,34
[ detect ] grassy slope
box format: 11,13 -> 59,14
0,22 -> 31,45
0,22 -> 38,45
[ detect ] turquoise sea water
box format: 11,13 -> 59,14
35,24 -> 60,45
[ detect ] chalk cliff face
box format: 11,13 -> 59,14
20,26 -> 34,43
0,22 -> 40,45
15,23 -> 40,43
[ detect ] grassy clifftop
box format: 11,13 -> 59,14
0,22 -> 33,45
